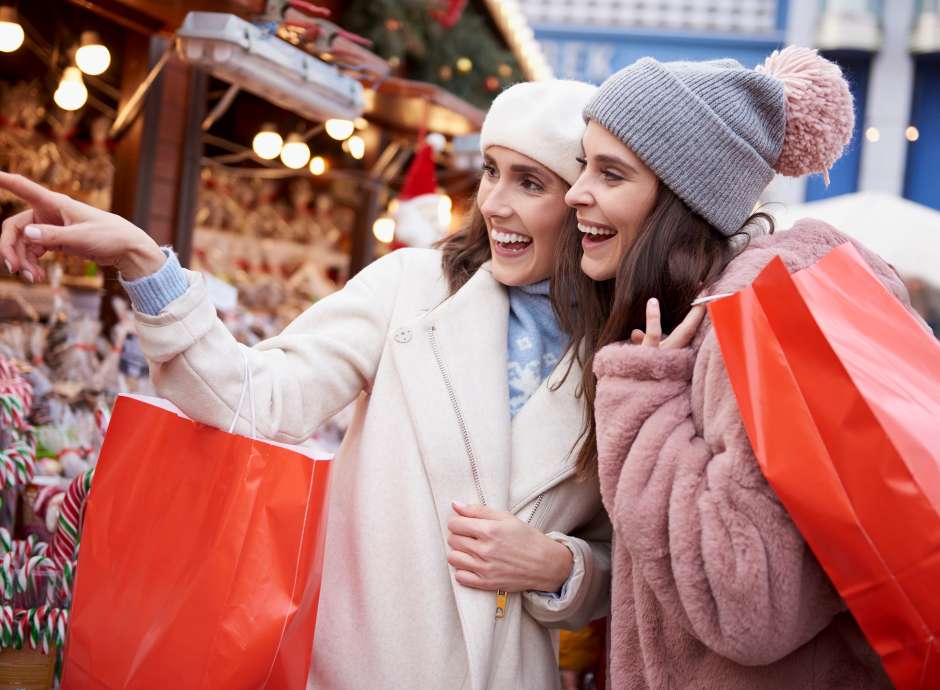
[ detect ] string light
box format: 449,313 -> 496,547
0,6 -> 24,53
906,126 -> 920,142
345,135 -> 365,160
75,31 -> 111,76
53,67 -> 88,111
309,156 -> 327,175
280,133 -> 311,169
252,124 -> 283,160
373,216 -> 395,243
438,194 -> 453,228
865,127 -> 880,143
325,119 -> 354,141
486,0 -> 552,80
456,57 -> 473,73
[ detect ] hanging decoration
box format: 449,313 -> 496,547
430,0 -> 469,29
390,133 -> 451,249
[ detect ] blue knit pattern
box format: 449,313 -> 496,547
506,280 -> 565,417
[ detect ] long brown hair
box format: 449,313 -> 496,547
552,182 -> 773,476
435,205 -> 491,294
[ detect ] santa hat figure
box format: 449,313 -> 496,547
392,133 -> 450,248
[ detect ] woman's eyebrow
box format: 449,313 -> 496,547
508,164 -> 547,178
593,154 -> 639,176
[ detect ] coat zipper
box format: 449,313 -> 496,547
428,325 -> 545,621
428,326 -> 488,507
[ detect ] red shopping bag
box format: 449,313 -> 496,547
61,394 -> 332,690
709,242 -> 940,689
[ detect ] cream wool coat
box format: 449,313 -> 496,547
130,247 -> 611,690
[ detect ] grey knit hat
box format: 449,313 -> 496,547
584,47 -> 854,235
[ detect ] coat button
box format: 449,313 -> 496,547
393,327 -> 412,344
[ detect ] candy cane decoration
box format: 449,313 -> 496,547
0,357 -> 32,431
32,486 -> 65,529
0,393 -> 30,430
51,468 -> 94,568
0,432 -> 36,489
0,606 -> 67,652
0,605 -> 12,648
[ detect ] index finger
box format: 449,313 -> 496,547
642,298 -> 662,347
447,515 -> 487,539
663,305 -> 706,350
0,172 -> 59,208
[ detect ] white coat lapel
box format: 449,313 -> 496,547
388,264 -> 511,690
509,352 -> 585,513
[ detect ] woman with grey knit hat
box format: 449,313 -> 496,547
0,80 -> 611,689
552,47 -> 917,688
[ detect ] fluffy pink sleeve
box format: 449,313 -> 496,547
593,333 -> 844,666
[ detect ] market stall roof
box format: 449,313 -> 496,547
81,1 -> 494,135
772,191 -> 940,284
66,0 -> 267,34
366,77 -> 485,137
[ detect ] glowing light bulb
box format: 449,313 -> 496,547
438,194 -> 452,228
373,216 -> 395,243
0,7 -> 24,53
252,124 -> 283,160
346,135 -> 365,160
325,119 -> 354,141
280,133 -> 311,169
54,67 -> 88,111
75,31 -> 111,75
309,156 -> 327,175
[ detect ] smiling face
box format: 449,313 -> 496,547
477,146 -> 571,286
564,121 -> 660,281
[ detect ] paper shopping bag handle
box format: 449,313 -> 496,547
228,348 -> 258,438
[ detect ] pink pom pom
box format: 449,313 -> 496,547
757,46 -> 854,184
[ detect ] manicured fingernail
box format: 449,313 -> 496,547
452,500 -> 466,510
21,270 -> 33,283
24,225 -> 40,240
3,260 -> 10,274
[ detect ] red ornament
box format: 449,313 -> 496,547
485,76 -> 500,92
430,0 -> 468,29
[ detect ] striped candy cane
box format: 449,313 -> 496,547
51,469 -> 94,569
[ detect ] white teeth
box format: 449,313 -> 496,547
491,230 -> 532,244
578,222 -> 616,236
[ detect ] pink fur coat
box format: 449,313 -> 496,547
593,219 -> 909,689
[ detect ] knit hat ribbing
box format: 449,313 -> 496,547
584,47 -> 854,235
481,79 -> 597,186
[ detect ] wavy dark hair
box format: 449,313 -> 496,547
435,204 -> 492,294
551,182 -> 774,476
